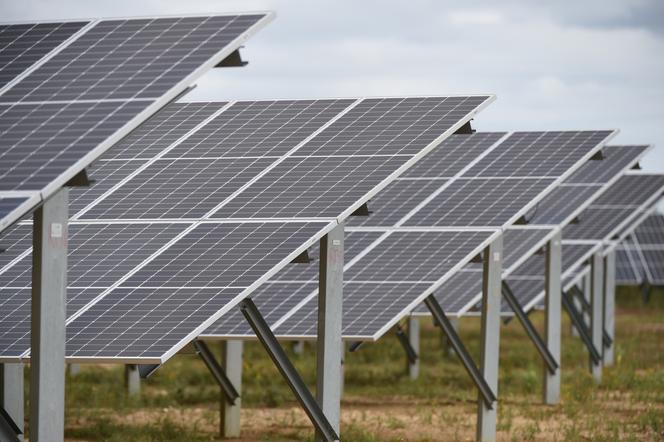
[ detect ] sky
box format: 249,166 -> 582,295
3,0 -> 664,181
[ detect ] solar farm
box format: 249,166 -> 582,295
1,11 -> 663,442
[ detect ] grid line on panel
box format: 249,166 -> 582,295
564,145 -> 650,184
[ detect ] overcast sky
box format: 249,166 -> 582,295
4,0 -> 664,178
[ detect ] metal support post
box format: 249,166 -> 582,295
316,223 -> 344,441
30,188 -> 68,442
544,233 -> 562,404
501,282 -> 558,374
340,342 -> 345,400
407,317 -> 420,380
193,340 -> 239,405
477,235 -> 502,442
240,299 -> 338,441
603,250 -> 616,367
219,340 -> 243,438
424,295 -> 496,408
292,341 -> 305,355
124,365 -> 140,397
1,363 -> 23,441
590,252 -> 604,382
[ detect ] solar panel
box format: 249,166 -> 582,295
0,95 -> 495,362
0,21 -> 89,90
0,13 -> 273,233
633,214 -> 664,245
0,196 -> 32,231
615,214 -> 664,285
203,130 -> 614,341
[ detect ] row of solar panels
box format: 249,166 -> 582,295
615,214 -> 664,286
1,13 -> 663,371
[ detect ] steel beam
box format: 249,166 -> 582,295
316,223 -> 344,441
192,341 -> 239,405
30,188 -> 68,442
240,299 -> 338,441
219,340 -> 243,438
603,251 -> 616,366
1,364 -> 23,441
406,317 -> 420,379
544,232 -> 562,404
424,295 -> 496,408
477,235 -> 502,442
124,365 -> 140,397
561,290 -> 602,363
502,282 -> 558,374
572,285 -> 612,348
0,408 -> 21,442
590,252 -> 604,382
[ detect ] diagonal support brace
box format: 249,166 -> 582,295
502,282 -> 558,374
571,286 -> 613,348
561,290 -> 601,364
0,408 -> 21,442
395,324 -> 418,365
240,298 -> 339,442
193,340 -> 240,405
424,294 -> 496,408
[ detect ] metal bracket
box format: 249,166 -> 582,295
291,249 -> 314,264
215,49 -> 248,67
454,121 -> 475,134
0,408 -> 21,442
561,290 -> 601,364
240,298 -> 339,442
424,294 -> 496,408
502,282 -> 558,374
395,324 -> 418,364
589,149 -> 605,160
350,202 -> 372,217
138,364 -> 160,379
65,168 -> 94,187
193,340 -> 240,405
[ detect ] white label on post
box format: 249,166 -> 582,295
493,252 -> 500,261
332,239 -> 341,246
51,223 -> 63,238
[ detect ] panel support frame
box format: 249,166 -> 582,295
603,250 -> 616,366
543,232 -> 562,404
30,187 -> 68,442
590,252 -> 604,382
1,363 -> 23,441
192,340 -> 239,405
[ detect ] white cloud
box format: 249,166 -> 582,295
447,10 -> 504,25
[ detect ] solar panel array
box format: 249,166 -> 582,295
0,95 -> 494,362
201,130 -> 614,341
616,213 -> 664,285
0,13 -> 272,233
513,173 -> 664,313
411,144 -> 644,317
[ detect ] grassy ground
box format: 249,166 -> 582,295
20,286 -> 664,440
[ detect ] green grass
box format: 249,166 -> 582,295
19,286 -> 664,440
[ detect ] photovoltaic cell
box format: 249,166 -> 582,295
0,100 -> 152,190
169,99 -> 355,158
346,179 -> 446,227
401,132 -> 507,178
564,207 -> 643,240
120,222 -> 328,289
593,175 -> 664,207
294,96 -> 490,156
633,214 -> 664,245
502,228 -> 553,270
0,223 -> 185,287
66,287 -> 243,360
463,131 -> 614,178
101,102 -> 226,160
213,156 -> 407,219
564,145 -> 649,184
0,21 -> 88,90
528,185 -> 601,225
80,157 -> 274,219
0,196 -> 27,220
509,242 -> 596,277
2,15 -> 267,102
404,178 -> 555,227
